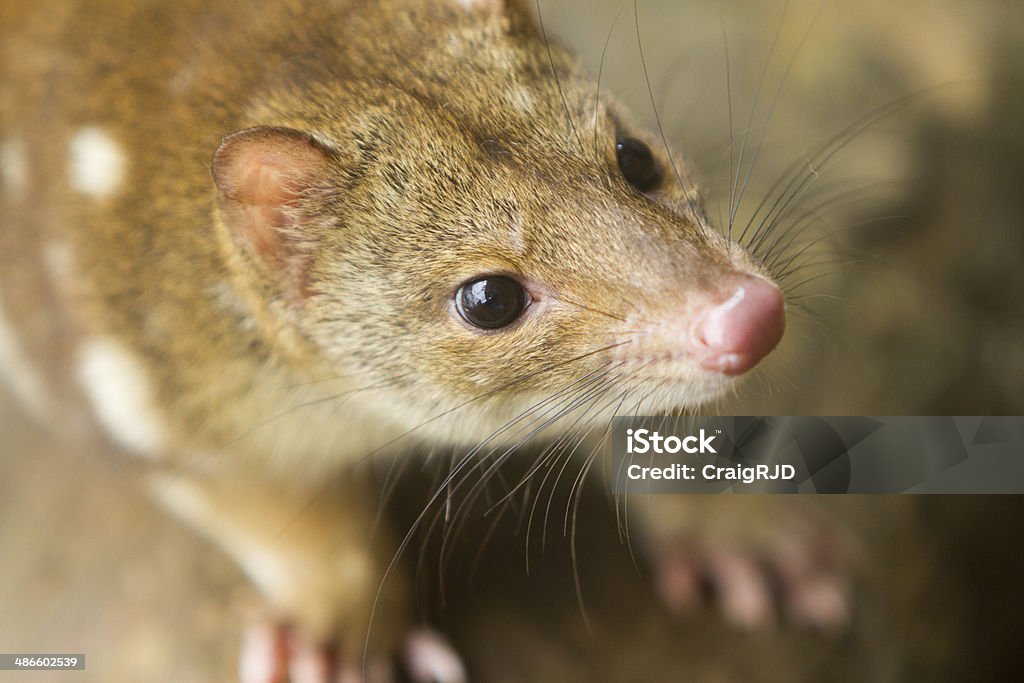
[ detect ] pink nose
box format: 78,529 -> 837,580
692,277 -> 786,376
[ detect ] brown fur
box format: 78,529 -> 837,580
1,0 -> 778,661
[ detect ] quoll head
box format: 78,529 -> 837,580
211,0 -> 785,445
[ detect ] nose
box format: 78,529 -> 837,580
692,276 -> 786,376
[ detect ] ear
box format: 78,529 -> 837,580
212,126 -> 335,297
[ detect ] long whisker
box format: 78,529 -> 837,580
279,366 -> 405,390
634,0 -> 703,227
435,369 -> 620,570
439,380 -> 618,582
771,216 -> 902,282
558,295 -> 638,324
225,373 -> 410,445
728,0 -> 789,232
487,379 -> 623,513
720,5 -> 735,238
756,186 -> 901,278
535,0 -> 585,153
360,342 -> 630,667
759,180 -> 904,267
593,4 -> 627,160
739,87 -> 940,251
732,0 -> 823,232
347,340 -> 634,470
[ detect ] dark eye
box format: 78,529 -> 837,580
616,137 -> 661,193
455,276 -> 529,330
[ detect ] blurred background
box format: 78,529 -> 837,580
2,0 -> 1023,681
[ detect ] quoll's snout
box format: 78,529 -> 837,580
692,276 -> 786,376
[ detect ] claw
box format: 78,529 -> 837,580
286,632 -> 337,683
654,545 -> 703,616
784,576 -> 851,632
404,629 -> 467,683
708,550 -> 776,631
240,622 -> 288,683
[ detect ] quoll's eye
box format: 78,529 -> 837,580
455,276 -> 529,330
616,137 -> 662,193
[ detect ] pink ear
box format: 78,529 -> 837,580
212,126 -> 333,275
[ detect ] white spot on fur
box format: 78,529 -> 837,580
0,293 -> 49,419
77,338 -> 165,457
508,85 -> 535,115
68,127 -> 125,198
1,138 -> 28,198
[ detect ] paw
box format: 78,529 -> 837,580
650,504 -> 857,632
239,622 -> 466,683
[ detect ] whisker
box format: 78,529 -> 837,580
488,379 -> 622,513
444,381 -> 617,582
435,369 -> 619,570
558,295 -> 638,324
732,0 -> 824,233
279,366 -> 404,390
759,181 -> 906,268
720,4 -> 735,239
728,0 -> 790,233
345,340 -> 634,472
535,0 -> 586,153
634,0 -> 703,227
223,373 -> 410,446
740,86 -> 943,256
360,342 -> 631,665
373,446 -> 415,532
593,4 -> 628,160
